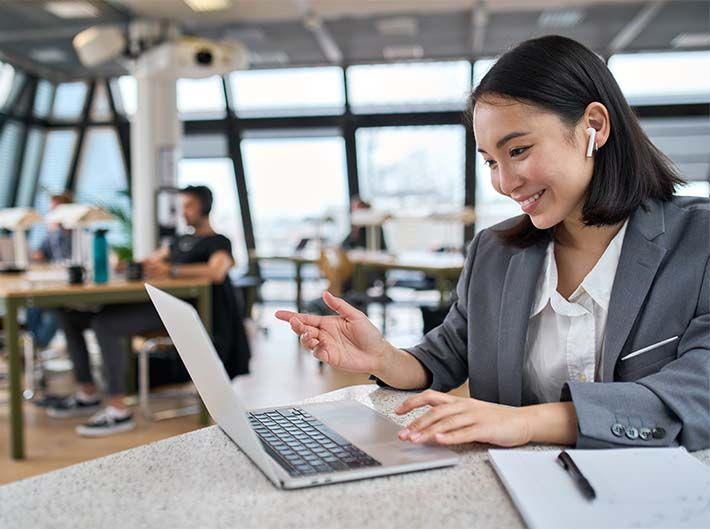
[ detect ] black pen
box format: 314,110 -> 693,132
557,451 -> 596,500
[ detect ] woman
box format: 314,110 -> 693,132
276,36 -> 710,451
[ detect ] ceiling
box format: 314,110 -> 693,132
0,0 -> 707,81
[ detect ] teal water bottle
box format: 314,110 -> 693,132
93,229 -> 109,284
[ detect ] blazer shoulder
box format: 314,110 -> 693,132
468,215 -> 526,259
666,195 -> 710,219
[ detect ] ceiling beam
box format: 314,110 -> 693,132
608,1 -> 665,55
294,0 -> 343,64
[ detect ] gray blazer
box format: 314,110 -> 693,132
406,196 -> 710,450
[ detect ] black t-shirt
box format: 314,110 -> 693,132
169,234 -> 250,378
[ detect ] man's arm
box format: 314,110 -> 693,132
171,250 -> 234,283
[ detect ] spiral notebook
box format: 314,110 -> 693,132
488,447 -> 710,528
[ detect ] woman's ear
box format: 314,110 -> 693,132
583,102 -> 611,150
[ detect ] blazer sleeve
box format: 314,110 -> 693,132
562,254 -> 710,451
397,231 -> 482,393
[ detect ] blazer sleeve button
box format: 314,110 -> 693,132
652,427 -> 666,439
611,423 -> 625,437
639,428 -> 652,441
625,426 -> 639,440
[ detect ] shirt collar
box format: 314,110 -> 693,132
577,220 -> 628,311
529,220 -> 628,317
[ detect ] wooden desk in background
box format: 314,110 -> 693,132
0,270 -> 212,460
249,250 -> 464,311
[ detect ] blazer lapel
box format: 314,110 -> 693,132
497,241 -> 547,406
601,201 -> 667,381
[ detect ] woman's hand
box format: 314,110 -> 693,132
395,390 -> 578,447
395,390 -> 532,447
274,292 -> 391,374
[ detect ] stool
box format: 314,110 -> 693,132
137,333 -> 200,422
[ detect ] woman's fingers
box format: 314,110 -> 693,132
274,310 -> 323,328
322,291 -> 364,320
395,390 -> 455,415
408,413 -> 474,444
312,343 -> 333,365
398,402 -> 463,439
290,318 -> 319,337
433,425 -> 484,446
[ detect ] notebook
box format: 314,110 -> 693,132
488,447 -> 710,528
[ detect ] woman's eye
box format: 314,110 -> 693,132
510,146 -> 530,157
484,159 -> 497,168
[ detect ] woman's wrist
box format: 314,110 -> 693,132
372,344 -> 430,390
521,402 -> 578,445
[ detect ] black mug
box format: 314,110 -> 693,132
126,261 -> 143,281
67,265 -> 85,285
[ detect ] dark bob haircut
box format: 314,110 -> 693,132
469,35 -> 684,247
180,185 -> 213,217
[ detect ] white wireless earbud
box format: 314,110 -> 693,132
585,127 -> 597,158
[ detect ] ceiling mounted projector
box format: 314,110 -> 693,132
132,37 -> 249,78
73,22 -> 249,77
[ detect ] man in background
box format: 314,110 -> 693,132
48,185 -> 250,436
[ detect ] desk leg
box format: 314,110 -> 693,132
436,274 -> 447,308
295,262 -> 303,313
196,286 -> 212,426
6,299 -> 25,459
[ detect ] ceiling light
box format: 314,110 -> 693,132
45,1 -> 99,18
376,17 -> 419,36
672,33 -> 710,48
383,45 -> 423,60
538,9 -> 584,28
30,48 -> 68,63
183,0 -> 231,12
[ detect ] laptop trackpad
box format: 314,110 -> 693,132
302,400 -> 401,446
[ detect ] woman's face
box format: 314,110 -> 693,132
473,96 -> 594,230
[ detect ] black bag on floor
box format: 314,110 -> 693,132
133,347 -> 191,388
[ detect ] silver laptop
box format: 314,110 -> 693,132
145,284 -> 458,490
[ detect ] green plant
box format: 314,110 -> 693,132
90,189 -> 133,262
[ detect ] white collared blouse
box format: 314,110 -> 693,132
522,221 -> 629,404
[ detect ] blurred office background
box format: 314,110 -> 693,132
0,0 -> 708,481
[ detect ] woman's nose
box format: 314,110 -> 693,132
498,165 -> 523,197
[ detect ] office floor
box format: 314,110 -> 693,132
0,299 -> 468,484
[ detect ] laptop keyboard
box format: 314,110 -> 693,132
248,407 -> 381,477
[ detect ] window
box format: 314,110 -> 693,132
356,125 -> 467,252
33,80 -> 54,118
642,116 -> 710,197
0,62 -> 14,106
178,158 -> 248,272
74,128 -> 127,203
74,128 -> 129,247
347,61 -> 471,113
30,130 -> 77,247
357,125 -> 465,210
609,51 -> 710,105
241,136 -> 349,254
230,67 -> 345,117
52,82 -> 87,120
0,121 -> 24,207
177,76 -> 226,118
90,83 -> 111,121
15,128 -> 45,207
116,75 -> 136,117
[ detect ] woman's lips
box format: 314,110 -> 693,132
519,189 -> 546,214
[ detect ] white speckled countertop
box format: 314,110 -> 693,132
1,384 -> 708,528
